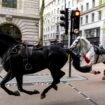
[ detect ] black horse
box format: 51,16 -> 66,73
0,32 -> 91,99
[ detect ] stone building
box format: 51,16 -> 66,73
0,0 -> 39,43
78,0 -> 105,46
43,0 -> 78,46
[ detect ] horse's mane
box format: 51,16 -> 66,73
0,32 -> 19,45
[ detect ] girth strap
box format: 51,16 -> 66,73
21,44 -> 33,71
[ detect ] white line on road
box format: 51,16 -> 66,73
69,84 -> 99,105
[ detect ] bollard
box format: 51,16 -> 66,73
102,70 -> 105,80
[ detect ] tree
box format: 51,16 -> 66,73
39,0 -> 45,46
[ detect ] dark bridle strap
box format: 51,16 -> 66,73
1,43 -> 24,66
93,45 -> 100,64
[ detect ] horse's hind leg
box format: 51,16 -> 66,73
16,75 -> 40,95
41,69 -> 65,99
0,71 -> 20,96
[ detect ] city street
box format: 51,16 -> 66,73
0,0 -> 105,105
0,63 -> 105,105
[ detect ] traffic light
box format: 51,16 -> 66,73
60,8 -> 69,34
71,9 -> 80,34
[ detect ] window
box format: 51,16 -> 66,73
86,15 -> 88,23
58,0 -> 60,3
92,13 -> 94,22
57,8 -> 59,14
81,5 -> 83,12
86,3 -> 89,10
2,0 -> 17,8
99,0 -> 102,5
67,1 -> 70,8
98,11 -> 102,20
85,28 -> 100,38
92,0 -> 95,7
80,17 -> 83,25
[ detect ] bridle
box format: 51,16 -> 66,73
81,43 -> 100,64
71,37 -> 100,64
78,39 -> 96,64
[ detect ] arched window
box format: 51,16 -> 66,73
2,0 -> 17,8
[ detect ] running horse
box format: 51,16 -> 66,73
70,36 -> 105,74
0,32 -> 90,99
0,32 -> 93,99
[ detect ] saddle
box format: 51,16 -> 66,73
94,45 -> 105,54
2,43 -> 36,71
20,44 -> 34,70
20,44 -> 33,58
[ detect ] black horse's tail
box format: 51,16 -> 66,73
65,48 -> 92,73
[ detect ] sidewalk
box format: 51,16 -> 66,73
0,63 -> 105,105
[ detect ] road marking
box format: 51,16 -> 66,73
69,84 -> 99,105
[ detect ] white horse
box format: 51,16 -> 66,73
70,36 -> 105,75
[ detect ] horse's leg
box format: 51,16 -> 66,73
41,69 -> 65,99
16,75 -> 40,95
0,71 -> 20,96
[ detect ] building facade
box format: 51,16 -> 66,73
43,0 -> 78,46
78,0 -> 105,46
43,0 -> 105,47
0,0 -> 39,43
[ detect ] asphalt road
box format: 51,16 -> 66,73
0,63 -> 105,105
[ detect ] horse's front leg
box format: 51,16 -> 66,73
41,82 -> 58,99
0,71 -> 20,96
16,75 -> 40,95
41,70 -> 65,99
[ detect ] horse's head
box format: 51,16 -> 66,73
70,36 -> 96,64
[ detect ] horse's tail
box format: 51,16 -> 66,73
65,48 -> 92,73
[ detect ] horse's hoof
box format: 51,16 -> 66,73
91,70 -> 101,75
102,76 -> 105,80
14,91 -> 20,96
40,94 -> 46,99
53,85 -> 58,91
33,90 -> 40,94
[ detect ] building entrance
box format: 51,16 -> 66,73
0,23 -> 22,41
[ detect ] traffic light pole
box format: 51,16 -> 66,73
69,12 -> 74,77
69,29 -> 72,77
69,9 -> 80,77
65,0 -> 66,8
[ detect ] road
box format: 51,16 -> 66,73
0,62 -> 105,105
